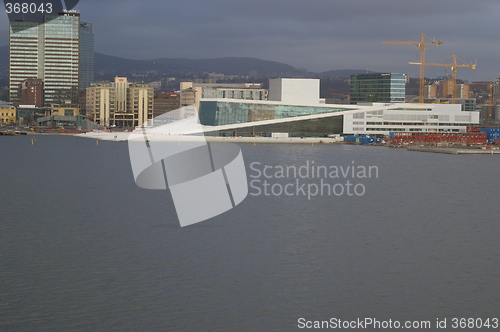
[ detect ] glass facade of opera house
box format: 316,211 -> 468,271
199,100 -> 347,136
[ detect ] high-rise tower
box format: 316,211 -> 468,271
79,21 -> 94,91
9,11 -> 94,107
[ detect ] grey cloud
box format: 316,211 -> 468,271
2,0 -> 498,80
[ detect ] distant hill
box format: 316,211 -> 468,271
0,45 -> 378,82
94,53 -> 303,78
150,56 -> 302,77
316,69 -> 377,78
94,53 -> 158,77
94,55 -> 379,79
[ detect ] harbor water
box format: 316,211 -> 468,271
0,136 -> 499,331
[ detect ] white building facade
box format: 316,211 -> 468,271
343,103 -> 479,135
268,78 -> 321,104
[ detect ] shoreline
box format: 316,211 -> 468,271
5,131 -> 498,154
75,131 -> 346,144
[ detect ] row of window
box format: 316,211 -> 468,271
10,43 -> 80,53
94,112 -> 153,115
45,49 -> 79,52
10,49 -> 78,56
95,104 -> 153,107
10,46 -> 39,50
38,75 -> 79,79
10,73 -> 39,77
10,62 -> 37,66
364,128 -> 409,132
45,70 -> 79,73
45,52 -> 79,56
11,44 -> 78,49
10,53 -> 38,57
351,85 -> 405,89
362,121 -> 473,126
45,42 -> 79,45
44,71 -> 79,74
365,128 -> 462,132
10,41 -> 38,44
95,95 -> 152,99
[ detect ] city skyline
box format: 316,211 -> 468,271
2,0 -> 499,82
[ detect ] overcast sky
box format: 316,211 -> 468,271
1,0 -> 499,81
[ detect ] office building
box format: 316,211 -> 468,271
0,102 -> 16,125
439,78 -> 470,99
86,77 -> 154,127
424,83 -> 438,99
179,82 -> 268,110
9,11 -> 94,106
439,78 -> 454,98
154,93 -> 180,118
21,79 -> 44,107
179,83 -> 201,108
456,83 -> 470,99
350,73 -> 406,103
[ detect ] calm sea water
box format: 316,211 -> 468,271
0,136 -> 499,331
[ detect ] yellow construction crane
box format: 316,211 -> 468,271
409,55 -> 476,103
383,33 -> 443,103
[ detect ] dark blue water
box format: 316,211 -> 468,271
1,136 -> 499,331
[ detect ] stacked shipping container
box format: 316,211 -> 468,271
389,132 -> 488,144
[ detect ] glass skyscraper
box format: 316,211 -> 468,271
350,73 -> 406,103
9,12 -> 94,106
79,21 -> 94,91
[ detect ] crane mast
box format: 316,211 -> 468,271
383,33 -> 443,103
409,55 -> 476,103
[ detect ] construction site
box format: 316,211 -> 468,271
376,33 -> 500,148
